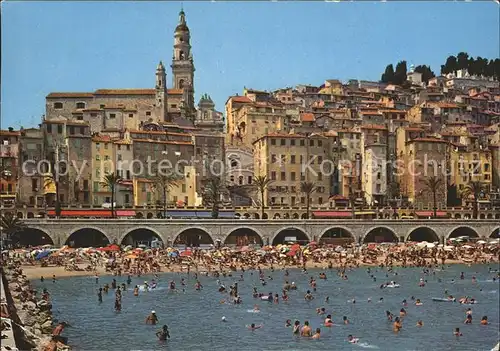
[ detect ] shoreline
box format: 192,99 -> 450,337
20,258 -> 494,280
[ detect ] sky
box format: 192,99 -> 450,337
1,1 -> 499,129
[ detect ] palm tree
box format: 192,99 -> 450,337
101,172 -> 122,218
300,181 -> 317,219
1,213 -> 25,247
253,175 -> 273,219
153,174 -> 180,218
461,181 -> 484,219
421,176 -> 443,218
203,176 -> 224,219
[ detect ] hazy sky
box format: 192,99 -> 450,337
2,1 -> 499,129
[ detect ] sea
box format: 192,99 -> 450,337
32,264 -> 500,351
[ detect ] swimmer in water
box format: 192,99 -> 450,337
416,320 -> 423,327
347,335 -> 358,344
312,328 -> 321,339
400,308 -> 406,317
464,314 -> 472,324
304,290 -> 314,301
133,285 -> 139,296
393,317 -> 402,333
293,320 -> 301,335
324,315 -> 333,326
156,325 -> 170,341
221,316 -> 227,322
285,319 -> 292,327
253,305 -> 260,312
301,321 -> 312,337
146,311 -> 159,325
480,316 -> 488,325
343,316 -> 349,325
453,327 -> 462,336
248,323 -> 262,331
415,299 -> 423,306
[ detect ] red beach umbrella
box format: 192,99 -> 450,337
180,250 -> 192,257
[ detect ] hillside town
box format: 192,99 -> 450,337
1,9 -> 499,222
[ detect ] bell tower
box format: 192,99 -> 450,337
155,61 -> 169,122
171,8 -> 195,113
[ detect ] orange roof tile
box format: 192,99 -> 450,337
46,92 -> 93,98
114,139 -> 132,145
300,113 -> 315,122
0,130 -> 20,136
167,88 -> 183,95
92,135 -> 112,142
229,96 -> 253,104
94,89 -> 155,95
408,138 -> 448,144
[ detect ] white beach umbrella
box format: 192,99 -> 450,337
426,243 -> 436,248
462,245 -> 473,249
476,240 -> 487,244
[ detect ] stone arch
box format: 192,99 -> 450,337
273,213 -> 281,219
406,227 -> 439,242
292,213 -> 299,219
135,212 -> 144,219
14,227 -> 54,247
489,227 -> 499,238
254,213 -> 260,219
243,213 -> 250,219
363,226 -> 399,243
27,212 -> 34,218
301,213 -> 307,219
319,227 -> 355,245
480,213 -> 486,219
224,227 -> 264,246
147,212 -> 154,219
495,214 -> 500,220
262,213 -> 268,219
272,227 -> 310,245
447,226 -> 479,239
121,227 -> 164,247
173,227 -> 214,247
486,214 -> 493,219
463,213 -> 472,219
284,213 -> 290,219
454,213 -> 461,219
16,212 -> 23,219
65,227 -> 110,248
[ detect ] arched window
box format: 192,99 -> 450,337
230,175 -> 234,183
76,102 -> 86,109
238,176 -> 243,185
180,51 -> 185,60
179,79 -> 185,89
54,102 -> 63,109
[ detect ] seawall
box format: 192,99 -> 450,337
1,262 -> 56,350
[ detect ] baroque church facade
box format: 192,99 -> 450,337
40,10 -> 225,207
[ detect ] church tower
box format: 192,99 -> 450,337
171,9 -> 195,115
155,61 -> 169,122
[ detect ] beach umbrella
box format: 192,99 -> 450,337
168,251 -> 178,257
35,250 -> 51,260
476,240 -> 487,244
125,254 -> 138,259
462,245 -> 473,249
286,250 -> 296,257
239,246 -> 251,252
123,245 -> 133,252
180,250 -> 192,257
426,243 -> 436,248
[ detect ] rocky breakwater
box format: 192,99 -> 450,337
1,262 -> 68,350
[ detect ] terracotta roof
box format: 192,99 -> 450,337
82,108 -> 103,112
0,130 -> 20,136
167,89 -> 183,95
408,138 -> 448,144
92,135 -> 112,142
300,113 -> 315,122
94,89 -> 155,95
43,119 -> 65,125
46,92 -> 93,98
435,102 -> 459,108
229,96 -> 253,104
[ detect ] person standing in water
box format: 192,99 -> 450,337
97,288 -> 103,303
156,325 -> 170,341
146,311 -> 159,325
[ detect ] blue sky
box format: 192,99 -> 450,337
1,1 -> 499,129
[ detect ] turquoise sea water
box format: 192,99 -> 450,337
33,264 -> 499,351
